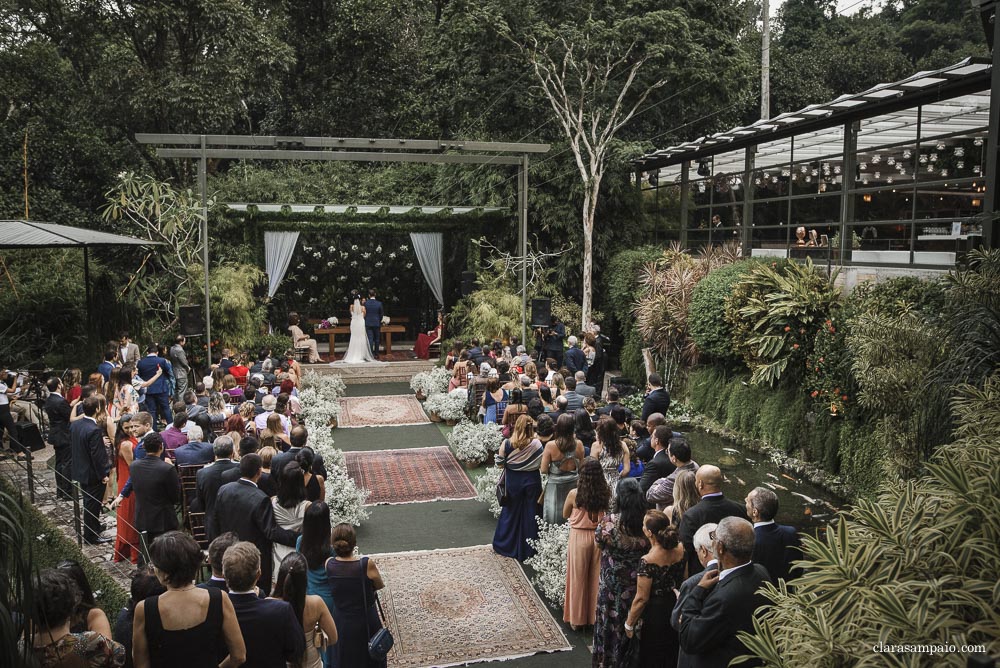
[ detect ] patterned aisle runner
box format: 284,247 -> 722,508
344,447 -> 477,505
338,394 -> 431,428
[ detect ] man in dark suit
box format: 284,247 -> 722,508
677,517 -> 769,668
648,437 -> 699,509
44,377 -> 74,500
671,523 -> 719,668
212,454 -> 298,594
173,424 -> 214,466
633,412 -> 664,462
70,396 -> 112,544
224,541 -> 305,667
518,375 -> 539,405
564,336 -> 586,375
573,371 -> 596,398
639,426 -> 677,493
543,317 -> 566,367
271,425 -> 326,482
220,436 -> 277,497
97,351 -> 117,384
198,531 -> 240,592
195,436 -> 238,519
640,373 -> 671,422
467,339 -> 486,366
364,289 -> 384,358
136,344 -> 172,430
596,387 -> 635,421
746,487 -> 802,584
679,465 -> 749,575
129,432 -> 180,561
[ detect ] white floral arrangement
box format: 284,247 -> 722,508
301,370 -> 346,403
325,463 -> 370,527
424,389 -> 468,421
381,316 -> 390,325
297,387 -> 341,426
427,367 -> 451,394
473,465 -> 504,518
319,316 -> 339,329
448,419 -> 504,463
409,371 -> 430,394
525,517 -> 571,607
306,426 -> 346,470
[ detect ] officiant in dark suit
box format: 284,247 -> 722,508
45,376 -> 74,500
364,288 -> 384,358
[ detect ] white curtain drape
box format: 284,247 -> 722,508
409,232 -> 444,306
264,231 -> 300,298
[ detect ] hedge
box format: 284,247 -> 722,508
0,476 -> 129,620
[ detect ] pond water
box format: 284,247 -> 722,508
684,429 -> 847,537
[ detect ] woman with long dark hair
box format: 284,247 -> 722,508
573,408 -> 596,454
56,560 -> 113,638
112,414 -> 140,564
591,415 -> 631,499
272,553 -> 338,668
562,457 -> 610,630
272,462 -> 311,583
540,413 -> 585,524
492,414 -> 544,561
624,510 -> 686,667
296,502 -> 336,623
592,478 -> 650,667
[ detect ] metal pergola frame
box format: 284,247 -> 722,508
136,134 -> 550,363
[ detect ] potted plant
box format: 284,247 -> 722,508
426,366 -> 452,395
438,388 -> 470,426
448,419 -> 504,468
410,371 -> 430,401
424,392 -> 446,422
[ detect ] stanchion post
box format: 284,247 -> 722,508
72,481 -> 83,547
25,450 -> 34,503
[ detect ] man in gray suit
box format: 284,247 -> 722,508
574,371 -> 596,398
169,335 -> 191,401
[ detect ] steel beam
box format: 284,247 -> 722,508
137,134 -> 549,154
156,148 -> 525,165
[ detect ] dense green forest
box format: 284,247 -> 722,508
0,0 -> 987,366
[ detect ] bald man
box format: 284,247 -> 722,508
677,517 -> 769,668
678,464 -> 748,576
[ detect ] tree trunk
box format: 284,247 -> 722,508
642,347 -> 657,380
580,174 -> 602,330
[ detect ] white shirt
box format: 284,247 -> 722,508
718,561 -> 753,582
254,410 -> 290,435
753,520 -> 775,529
120,345 -> 129,362
0,382 -> 8,406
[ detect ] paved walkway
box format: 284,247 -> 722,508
343,382 -> 592,667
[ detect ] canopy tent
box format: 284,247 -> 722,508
0,220 -> 162,339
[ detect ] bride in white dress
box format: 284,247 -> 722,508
330,296 -> 385,365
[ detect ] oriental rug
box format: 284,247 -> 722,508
337,394 -> 430,428
344,447 -> 476,505
371,545 -> 571,668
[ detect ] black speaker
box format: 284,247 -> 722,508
14,422 -> 45,452
530,298 -> 551,328
460,271 -> 477,297
179,305 -> 205,336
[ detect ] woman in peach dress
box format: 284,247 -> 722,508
561,457 -> 611,630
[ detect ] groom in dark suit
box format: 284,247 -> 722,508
364,289 -> 384,358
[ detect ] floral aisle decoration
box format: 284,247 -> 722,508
473,466 -> 504,518
323,464 -> 370,527
297,387 -> 342,428
448,420 -> 504,465
301,370 -> 347,402
318,316 -> 339,329
424,389 -> 469,424
525,518 -> 571,607
409,369 -> 448,400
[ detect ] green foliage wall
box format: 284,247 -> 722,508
688,259 -> 762,367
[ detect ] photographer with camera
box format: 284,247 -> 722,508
0,369 -> 25,455
541,317 -> 566,368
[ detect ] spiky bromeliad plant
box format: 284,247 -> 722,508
738,374 -> 1000,666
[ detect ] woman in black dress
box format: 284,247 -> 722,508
297,446 -> 326,502
325,523 -> 387,668
624,510 -> 687,667
132,532 -> 245,668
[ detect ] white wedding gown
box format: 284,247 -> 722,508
331,300 -> 386,365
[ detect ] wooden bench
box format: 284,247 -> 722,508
315,324 -> 408,355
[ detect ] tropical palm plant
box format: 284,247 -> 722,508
739,373 -> 1000,667
0,486 -> 35,668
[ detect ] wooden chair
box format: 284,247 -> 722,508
177,463 -> 205,526
189,511 -> 209,551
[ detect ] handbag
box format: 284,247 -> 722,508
621,631 -> 642,668
312,621 -> 328,650
495,468 -> 509,507
361,557 -> 394,661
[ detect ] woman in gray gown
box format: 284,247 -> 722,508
540,413 -> 586,524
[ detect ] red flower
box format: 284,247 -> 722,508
784,326 -> 791,332
811,390 -> 819,398
793,343 -> 800,349
841,395 -> 848,402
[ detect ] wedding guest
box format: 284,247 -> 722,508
136,344 -> 172,431
597,387 -> 635,423
297,447 -> 325,502
224,541 -> 305,668
272,425 -> 327,481
538,385 -> 556,413
591,415 -> 630,498
481,376 -> 508,425
30,569 -> 125,668
676,517 -> 769,667
624,510 -> 686,667
564,336 -> 586,375
70,396 -> 112,545
160,409 -> 189,459
501,389 -> 527,436
746,487 -> 802,585
98,351 -> 118,384
169,336 -> 190,402
640,374 -> 671,422
574,408 -> 596,454
670,523 -> 718,668
272,553 -> 339,668
678,465 -> 749,576
492,415 -> 544,561
541,414 -> 585,525
207,393 -> 228,434
325,524 -> 386,668
224,414 -> 246,453
592,479 -> 650,668
230,355 -> 250,386
132,532 -> 245,668
639,426 -> 677,494
112,414 -> 140,564
273,462 -> 312,579
562,457 -> 610,630
574,371 -> 596,398
448,351 -> 472,391
174,425 -> 214,466
665,470 -> 700,528
254,394 -> 290,435
194,436 -> 239,520
213,454 -> 298,594
413,311 -> 444,360
56,560 -> 113,638
128,433 -> 180,559
199,532 -> 240,592
221,436 -> 277,496
297,502 -> 336,629
582,396 -> 598,423
534,413 -> 554,448
648,438 -> 699,510
44,376 -> 74,500
113,567 -> 165,668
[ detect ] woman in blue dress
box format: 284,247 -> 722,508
481,376 -> 508,424
492,414 -> 544,561
297,501 -> 336,667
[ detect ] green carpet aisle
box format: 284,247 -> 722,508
337,382 -> 593,667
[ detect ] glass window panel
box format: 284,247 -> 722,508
920,91 -> 989,140
856,144 -> 915,186
753,199 -> 788,227
853,189 -> 914,222
711,149 -> 746,178
691,178 -> 711,207
914,182 -> 986,220
858,107 -> 919,150
752,169 -> 790,200
754,137 -> 792,170
686,229 -> 712,248
690,207 -> 712,230
915,133 -> 986,182
791,195 -> 841,229
791,159 -> 843,195
750,226 -> 790,251
849,222 -> 912,252
712,202 -> 744,228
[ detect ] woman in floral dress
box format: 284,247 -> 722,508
592,478 -> 649,668
591,416 -> 630,500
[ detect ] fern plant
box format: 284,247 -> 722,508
738,374 -> 1000,666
